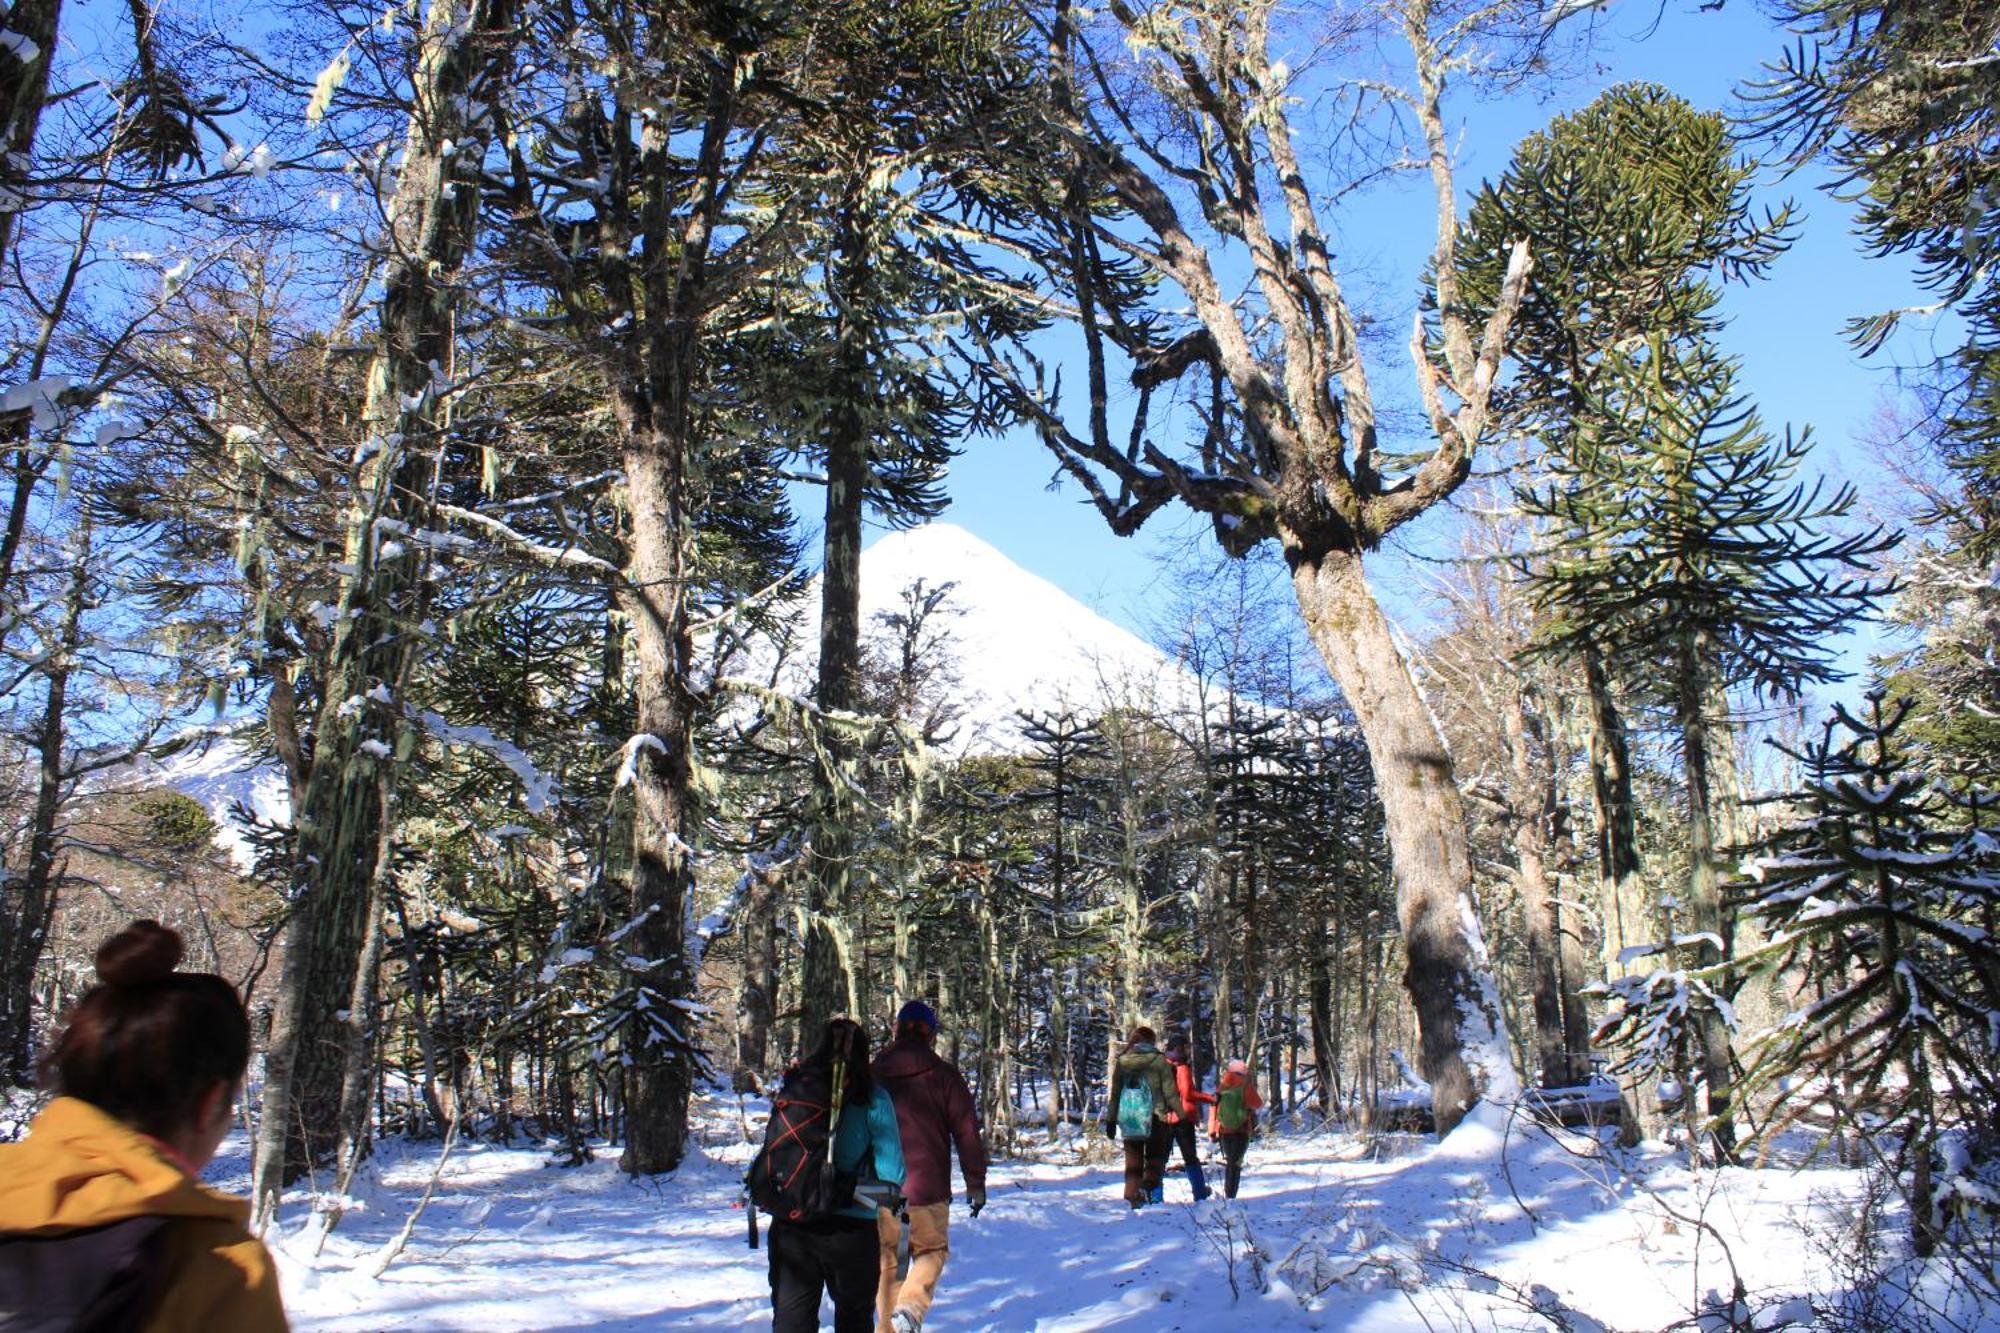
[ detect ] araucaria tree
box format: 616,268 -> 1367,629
253,0 -> 518,1204
1539,338 -> 1896,1155
766,0 -> 1042,1046
1454,83 -> 1793,995
1728,692 -> 2000,1256
1747,0 -> 2000,549
482,0 -> 809,1174
1000,0 -> 1545,1128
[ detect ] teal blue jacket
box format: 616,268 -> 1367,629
830,1086 -> 904,1221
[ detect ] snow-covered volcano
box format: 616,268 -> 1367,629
782,522 -> 1201,753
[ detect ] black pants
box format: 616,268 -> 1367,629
769,1217 -> 878,1332
1218,1131 -> 1248,1198
1121,1121 -> 1171,1204
1169,1117 -> 1201,1173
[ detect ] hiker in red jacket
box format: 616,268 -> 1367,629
1164,1038 -> 1214,1201
1207,1058 -> 1265,1199
870,1001 -> 988,1333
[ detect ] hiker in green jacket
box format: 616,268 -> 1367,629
1207,1058 -> 1264,1199
1101,1025 -> 1183,1208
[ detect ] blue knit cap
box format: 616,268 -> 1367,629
896,1000 -> 938,1033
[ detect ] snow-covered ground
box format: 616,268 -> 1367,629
227,1093 -> 1997,1331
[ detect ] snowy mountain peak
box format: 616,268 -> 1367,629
862,521 -> 1018,582
795,522 -> 1198,753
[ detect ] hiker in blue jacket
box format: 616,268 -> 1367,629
768,1018 -> 905,1333
1101,1025 -> 1183,1208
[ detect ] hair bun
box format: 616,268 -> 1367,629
95,920 -> 183,987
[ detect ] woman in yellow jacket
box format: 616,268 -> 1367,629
0,920 -> 287,1331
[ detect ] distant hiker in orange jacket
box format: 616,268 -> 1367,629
1207,1059 -> 1265,1199
1164,1038 -> 1214,1202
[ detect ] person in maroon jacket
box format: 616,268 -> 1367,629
870,1001 -> 988,1333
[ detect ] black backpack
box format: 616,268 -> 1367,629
0,1215 -> 170,1333
745,1059 -> 859,1232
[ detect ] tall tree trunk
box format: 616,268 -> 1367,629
0,518 -> 86,1082
1308,937 -> 1335,1116
1047,970 -> 1068,1140
616,440 -> 698,1173
1577,650 -> 1651,1140
1504,685 -> 1566,1089
1547,789 -> 1594,1086
1677,631 -> 1735,1159
252,0 -> 507,1209
798,180 -> 873,1049
1583,650 -> 1645,965
1288,547 -> 1518,1131
735,862 -> 779,1085
314,769 -> 394,1248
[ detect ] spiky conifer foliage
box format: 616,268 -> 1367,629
1456,92 -> 1798,1114
1530,335 -> 1896,1155
1728,691 -> 2000,1255
1455,83 -> 1792,442
1746,0 -> 2000,551
1521,339 -> 1895,694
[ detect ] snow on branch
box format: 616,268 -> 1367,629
433,503 -> 621,579
413,708 -> 555,812
613,733 -> 667,790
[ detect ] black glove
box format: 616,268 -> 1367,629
967,1185 -> 986,1217
1102,1119 -> 1117,1142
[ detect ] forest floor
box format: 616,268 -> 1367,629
237,1091 -> 1993,1331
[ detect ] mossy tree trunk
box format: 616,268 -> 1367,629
252,0 -> 511,1212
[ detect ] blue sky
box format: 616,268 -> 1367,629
897,0 -> 1928,687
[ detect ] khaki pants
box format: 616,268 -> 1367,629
876,1202 -> 949,1330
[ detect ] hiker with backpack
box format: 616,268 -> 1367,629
1164,1038 -> 1214,1202
1101,1025 -> 1183,1208
870,1000 -> 987,1333
0,920 -> 288,1332
751,1018 -> 905,1333
1208,1058 -> 1265,1199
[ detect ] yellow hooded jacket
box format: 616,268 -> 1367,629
0,1096 -> 287,1332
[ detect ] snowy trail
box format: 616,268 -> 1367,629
243,1096 -> 1917,1330
263,1124 -> 1317,1330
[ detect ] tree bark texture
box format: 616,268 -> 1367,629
606,37 -> 750,1172
735,861 -> 780,1085
1504,684 -> 1569,1088
1583,650 -> 1644,962
798,212 -> 870,1044
1546,791 -> 1594,1087
1676,630 -> 1736,1158
615,441 -> 698,1174
1289,548 -> 1519,1130
0,0 -> 60,272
